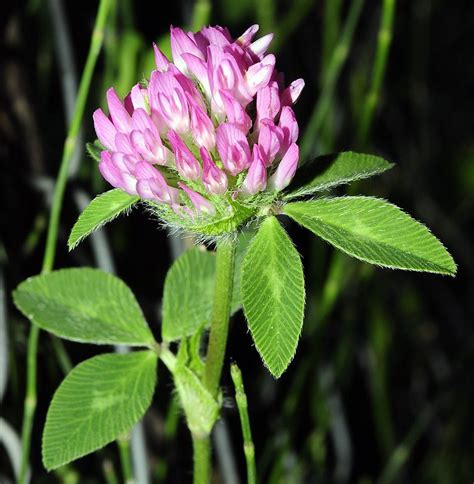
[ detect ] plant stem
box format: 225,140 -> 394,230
356,0 -> 396,147
203,238 -> 237,397
230,363 -> 256,484
300,0 -> 365,161
189,238 -> 236,483
118,436 -> 134,484
192,434 -> 211,484
17,1 -> 111,482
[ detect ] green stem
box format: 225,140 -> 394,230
203,238 -> 237,397
356,0 -> 396,147
118,436 -> 134,484
192,434 -> 211,484
18,325 -> 39,484
300,0 -> 365,161
189,238 -> 236,483
17,1 -> 111,482
230,363 -> 256,484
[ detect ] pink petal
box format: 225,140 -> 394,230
106,88 -> 132,133
168,130 -> 201,180
170,26 -> 204,73
241,145 -> 267,195
200,26 -> 232,48
279,106 -> 299,152
269,143 -> 299,190
250,33 -> 274,58
134,160 -> 160,180
216,123 -> 251,175
281,78 -> 305,106
130,84 -> 147,111
256,80 -> 281,127
258,120 -> 284,165
93,109 -> 117,150
246,54 -> 275,95
131,108 -> 159,137
179,182 -> 216,216
220,90 -> 252,133
237,24 -> 259,46
153,42 -> 170,71
114,132 -> 134,155
201,147 -> 228,195
181,53 -> 211,97
99,151 -> 124,188
187,93 -> 216,150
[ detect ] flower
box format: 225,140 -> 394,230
93,24 -> 304,235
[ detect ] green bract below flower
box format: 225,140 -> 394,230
92,24 -> 304,236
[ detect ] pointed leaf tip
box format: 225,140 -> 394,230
285,197 -> 457,276
241,217 -> 305,378
68,189 -> 139,251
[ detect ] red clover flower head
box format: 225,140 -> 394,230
93,24 -> 304,236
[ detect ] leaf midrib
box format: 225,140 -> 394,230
291,209 -> 452,273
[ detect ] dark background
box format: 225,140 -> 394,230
1,0 -> 473,482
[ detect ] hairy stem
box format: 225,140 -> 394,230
192,434 -> 211,484
17,1 -> 111,482
231,363 -> 256,484
190,238 -> 236,483
203,239 -> 237,396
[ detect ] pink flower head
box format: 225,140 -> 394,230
93,24 -> 304,233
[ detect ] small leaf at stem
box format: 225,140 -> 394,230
162,241 -> 245,342
13,268 -> 154,345
241,217 -> 306,378
68,189 -> 139,250
284,197 -> 457,275
86,140 -> 104,162
284,151 -> 393,199
174,364 -> 219,437
42,351 -> 157,470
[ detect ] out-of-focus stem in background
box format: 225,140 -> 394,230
18,1 -> 111,482
301,0 -> 365,160
356,0 -> 396,147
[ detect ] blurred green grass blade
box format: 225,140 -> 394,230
301,0 -> 365,160
356,0 -> 397,146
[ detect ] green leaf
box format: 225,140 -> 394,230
173,364 -> 219,437
68,189 -> 139,250
241,217 -> 305,378
284,151 -> 393,199
86,140 -> 103,162
13,268 -> 154,346
162,247 -> 242,342
285,197 -> 457,275
43,351 -> 157,470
